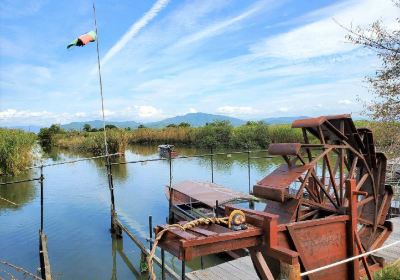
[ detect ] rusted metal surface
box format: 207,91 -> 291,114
169,181 -> 253,208
154,115 -> 393,280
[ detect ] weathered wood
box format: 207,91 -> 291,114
39,231 -> 52,280
115,218 -> 181,280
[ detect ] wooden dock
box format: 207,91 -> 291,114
186,217 -> 400,280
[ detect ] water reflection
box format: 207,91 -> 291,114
0,173 -> 36,211
111,235 -> 143,279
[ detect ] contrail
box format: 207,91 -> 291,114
100,0 -> 170,67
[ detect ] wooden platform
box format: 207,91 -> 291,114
186,217 -> 400,280
375,217 -> 400,262
186,256 -> 258,280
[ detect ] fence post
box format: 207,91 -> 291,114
247,145 -> 251,194
148,215 -> 153,251
40,165 -> 44,232
210,146 -> 214,183
168,148 -> 173,223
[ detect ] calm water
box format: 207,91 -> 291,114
0,145 -> 282,279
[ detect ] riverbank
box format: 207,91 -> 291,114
41,121 -> 305,155
0,128 -> 37,175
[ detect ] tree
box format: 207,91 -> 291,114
178,122 -> 190,127
83,124 -> 92,132
138,124 -> 146,129
105,124 -> 117,129
345,1 -> 399,122
344,2 -> 400,155
166,124 -> 177,128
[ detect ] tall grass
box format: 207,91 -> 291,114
0,128 -> 37,175
55,129 -> 128,155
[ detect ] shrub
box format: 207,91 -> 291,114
0,128 -> 37,175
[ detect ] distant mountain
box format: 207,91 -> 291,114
146,113 -> 246,128
2,125 -> 43,133
262,116 -> 309,124
61,120 -> 139,130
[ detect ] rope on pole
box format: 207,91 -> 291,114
147,217 -> 229,280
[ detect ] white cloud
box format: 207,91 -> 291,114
0,109 -> 52,120
100,0 -> 170,67
171,1 -> 266,49
74,112 -> 87,118
250,0 -> 398,59
135,105 -> 163,119
189,108 -> 197,113
278,107 -> 290,112
338,99 -> 352,105
217,106 -> 259,115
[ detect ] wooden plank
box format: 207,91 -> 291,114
39,231 -> 52,280
186,257 -> 259,280
116,218 -> 181,279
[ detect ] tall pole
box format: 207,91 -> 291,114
92,3 -> 109,159
93,3 -> 116,231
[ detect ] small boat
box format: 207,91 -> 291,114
158,144 -> 177,158
165,180 -> 263,222
165,180 -> 264,258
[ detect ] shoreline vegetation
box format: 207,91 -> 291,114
0,128 -> 36,175
38,121 -> 305,155
1,120 -> 398,175
38,119 -> 399,156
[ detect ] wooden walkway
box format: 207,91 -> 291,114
375,217 -> 400,262
186,217 -> 400,280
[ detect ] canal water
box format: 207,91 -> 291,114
0,145 -> 282,279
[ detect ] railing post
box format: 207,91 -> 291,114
181,260 -> 186,280
168,148 -> 173,223
40,165 -> 44,232
247,145 -> 251,194
161,248 -> 165,280
106,157 -> 119,235
210,146 -> 214,183
148,215 -> 153,251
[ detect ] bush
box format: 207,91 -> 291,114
232,121 -> 269,148
38,124 -> 64,146
194,121 -> 233,148
0,128 -> 37,175
54,129 -> 128,155
268,124 -> 303,144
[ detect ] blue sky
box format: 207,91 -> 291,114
0,0 -> 398,126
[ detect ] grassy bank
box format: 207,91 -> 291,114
38,120 -> 399,157
53,129 -> 128,155
0,128 -> 37,175
354,120 -> 400,157
41,121 -> 304,154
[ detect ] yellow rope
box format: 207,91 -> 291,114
147,217 -> 229,280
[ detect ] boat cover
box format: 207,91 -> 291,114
171,180 -> 253,208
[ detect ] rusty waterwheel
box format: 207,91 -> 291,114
253,115 -> 393,276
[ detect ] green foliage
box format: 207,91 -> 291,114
0,128 -> 37,175
166,124 -> 177,128
232,121 -> 269,148
368,260 -> 400,280
138,124 -> 146,129
55,129 -> 128,155
268,124 -> 303,144
105,124 -> 117,129
83,124 -> 91,132
354,120 -> 400,157
194,121 -> 233,148
178,122 -> 190,127
38,124 -> 64,146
